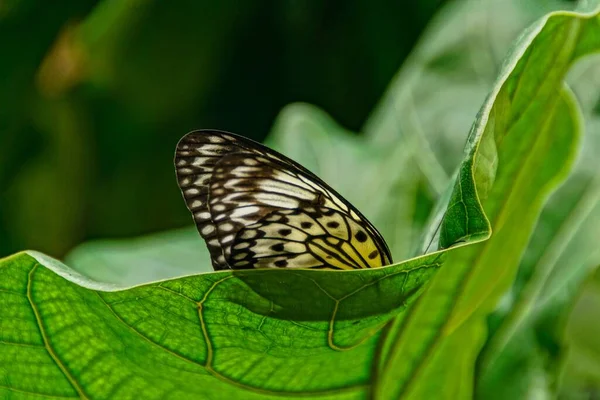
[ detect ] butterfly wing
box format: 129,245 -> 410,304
175,129 -> 392,270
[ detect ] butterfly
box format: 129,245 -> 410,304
175,130 -> 392,271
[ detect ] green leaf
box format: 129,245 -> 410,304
559,266 -> 600,397
361,0 -> 579,259
476,51 -> 600,399
372,8 -> 599,400
0,249 -> 441,399
65,227 -> 212,286
364,0 -> 576,174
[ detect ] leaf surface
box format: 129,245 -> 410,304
372,8 -> 600,400
0,249 -> 440,399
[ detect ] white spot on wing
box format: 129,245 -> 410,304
234,242 -> 250,250
212,204 -> 226,212
289,253 -> 323,268
252,192 -> 299,208
209,136 -> 225,143
191,157 -> 210,167
241,230 -> 258,239
220,223 -> 234,232
255,178 -> 314,200
224,179 -> 243,188
194,211 -> 207,220
202,225 -> 215,235
221,234 -> 235,243
329,192 -> 348,211
230,206 -> 260,218
201,144 -> 229,153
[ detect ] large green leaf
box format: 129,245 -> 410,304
0,250 -> 441,399
476,53 -> 600,399
372,8 -> 600,400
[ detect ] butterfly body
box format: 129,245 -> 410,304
175,130 -> 391,271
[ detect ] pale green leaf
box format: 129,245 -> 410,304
372,8 -> 599,400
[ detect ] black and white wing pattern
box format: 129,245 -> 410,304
175,130 -> 392,271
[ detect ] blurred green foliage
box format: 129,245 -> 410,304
0,0 -> 447,258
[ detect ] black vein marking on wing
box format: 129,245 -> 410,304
229,208 -> 386,270
175,129 -> 392,270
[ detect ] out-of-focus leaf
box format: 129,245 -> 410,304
0,0 -> 97,256
65,227 -> 211,286
0,0 -> 96,126
364,0 -> 576,174
77,1 -> 254,123
477,52 -> 600,400
372,8 -> 599,400
559,266 -> 600,398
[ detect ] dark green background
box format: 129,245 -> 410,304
0,0 -> 448,258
